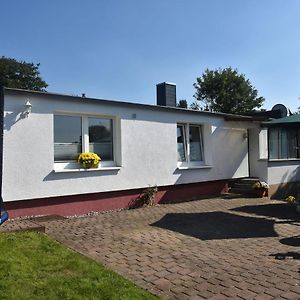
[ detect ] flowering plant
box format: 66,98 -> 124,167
252,181 -> 269,190
78,152 -> 101,169
285,195 -> 300,205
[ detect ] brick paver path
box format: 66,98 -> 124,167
9,198 -> 300,299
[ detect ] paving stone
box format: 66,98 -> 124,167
0,219 -> 45,233
2,197 -> 300,300
280,291 -> 300,300
153,278 -> 171,291
209,294 -> 228,300
264,287 -> 284,297
254,294 -> 273,300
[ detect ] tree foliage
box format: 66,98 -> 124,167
0,56 -> 48,91
193,67 -> 264,114
177,99 -> 188,108
189,101 -> 201,110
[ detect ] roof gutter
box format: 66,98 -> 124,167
4,87 -> 258,122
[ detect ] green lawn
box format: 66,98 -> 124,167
0,231 -> 158,300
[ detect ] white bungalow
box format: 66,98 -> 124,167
0,83 -> 295,218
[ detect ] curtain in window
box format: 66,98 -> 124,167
268,128 -> 279,159
288,129 -> 298,158
279,128 -> 288,159
269,126 -> 300,159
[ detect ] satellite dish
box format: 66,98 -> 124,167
272,104 -> 288,118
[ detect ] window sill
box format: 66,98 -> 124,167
268,158 -> 300,162
53,162 -> 121,173
53,166 -> 122,173
177,165 -> 212,170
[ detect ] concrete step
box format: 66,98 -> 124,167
238,178 -> 259,184
232,182 -> 256,189
230,187 -> 256,194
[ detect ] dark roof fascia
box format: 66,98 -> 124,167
224,115 -> 265,122
262,121 -> 300,127
262,115 -> 300,126
4,87 -> 258,122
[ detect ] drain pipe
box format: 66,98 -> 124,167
0,86 -> 8,224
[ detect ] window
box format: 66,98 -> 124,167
268,126 -> 300,159
177,124 -> 204,166
54,115 -> 115,165
54,115 -> 82,161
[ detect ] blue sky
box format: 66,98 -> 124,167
1,0 -> 300,111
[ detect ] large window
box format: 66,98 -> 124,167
268,126 -> 300,159
54,115 -> 114,164
177,124 -> 204,166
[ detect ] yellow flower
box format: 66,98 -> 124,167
78,152 -> 101,168
285,195 -> 296,204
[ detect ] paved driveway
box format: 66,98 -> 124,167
41,198 -> 299,299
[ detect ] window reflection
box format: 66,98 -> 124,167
54,115 -> 82,161
88,118 -> 113,161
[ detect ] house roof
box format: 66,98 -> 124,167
4,87 -> 263,122
262,114 -> 300,126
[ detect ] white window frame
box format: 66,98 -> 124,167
177,123 -> 205,168
54,113 -> 120,171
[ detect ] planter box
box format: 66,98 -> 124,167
255,188 -> 267,198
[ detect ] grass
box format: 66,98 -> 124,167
0,231 -> 159,300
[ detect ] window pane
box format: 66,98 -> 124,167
177,125 -> 186,161
88,118 -> 113,161
288,128 -> 297,158
269,128 -> 279,159
279,128 -> 288,159
189,126 -> 203,161
54,115 -> 82,161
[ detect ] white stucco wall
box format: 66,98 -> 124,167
3,91 -> 256,201
267,161 -> 300,185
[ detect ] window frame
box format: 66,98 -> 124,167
268,125 -> 300,160
177,123 -> 205,168
54,113 -> 118,169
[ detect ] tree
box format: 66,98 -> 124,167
177,99 -> 188,108
193,67 -> 264,114
0,56 -> 48,91
189,101 -> 201,110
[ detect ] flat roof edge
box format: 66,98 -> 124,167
4,87 -> 257,121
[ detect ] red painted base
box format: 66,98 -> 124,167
5,180 -> 229,218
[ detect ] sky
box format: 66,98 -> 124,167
1,0 -> 300,111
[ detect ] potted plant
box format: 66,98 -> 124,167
78,152 -> 101,169
252,181 -> 269,197
285,195 -> 300,212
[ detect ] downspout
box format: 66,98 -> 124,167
247,128 -> 251,177
0,86 -> 8,224
0,86 -> 4,203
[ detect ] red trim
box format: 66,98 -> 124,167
5,180 -> 229,218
